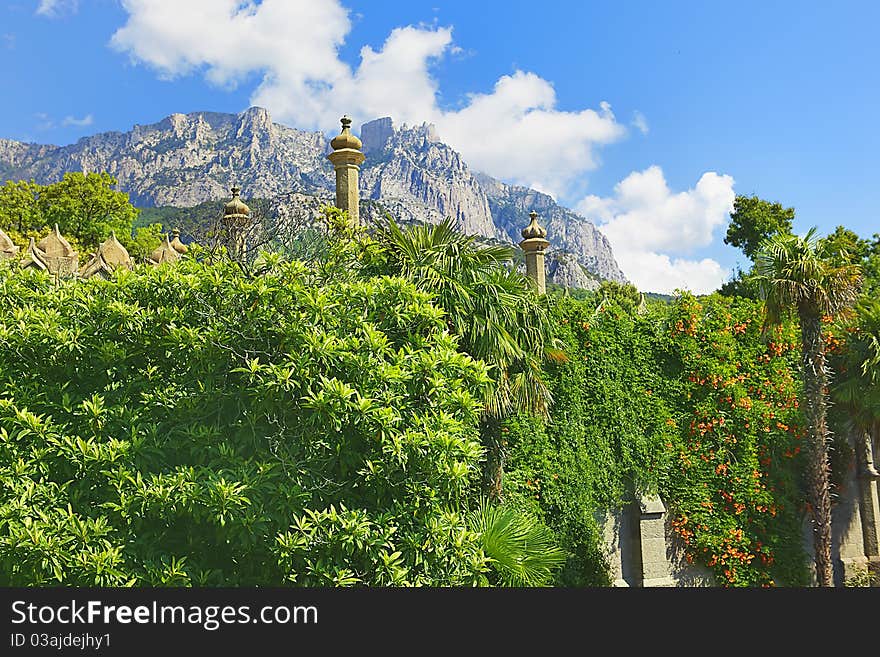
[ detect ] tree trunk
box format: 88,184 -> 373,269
799,309 -> 834,587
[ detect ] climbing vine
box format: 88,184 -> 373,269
659,293 -> 809,587
505,291 -> 810,586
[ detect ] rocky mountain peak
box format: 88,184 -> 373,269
360,117 -> 394,154
236,106 -> 274,140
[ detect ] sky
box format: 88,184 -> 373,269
1,0 -> 878,293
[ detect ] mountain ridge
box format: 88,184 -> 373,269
0,107 -> 626,286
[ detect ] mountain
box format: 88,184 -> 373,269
0,108 -> 626,287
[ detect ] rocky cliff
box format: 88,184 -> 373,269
0,108 -> 626,286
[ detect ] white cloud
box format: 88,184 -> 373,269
578,166 -> 735,294
34,112 -> 55,130
62,114 -> 94,127
110,0 -> 626,199
632,111 -> 648,135
36,0 -> 78,17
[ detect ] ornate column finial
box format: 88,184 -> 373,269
327,114 -> 366,225
223,185 -> 251,260
519,211 -> 550,294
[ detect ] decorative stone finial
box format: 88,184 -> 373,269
38,224 -> 77,258
330,115 -> 363,151
224,186 -> 250,220
0,227 -> 19,260
521,211 -> 548,240
327,114 -> 366,225
20,237 -> 48,271
170,227 -> 188,254
149,234 -> 180,265
33,224 -> 78,275
519,211 -> 550,295
79,232 -> 132,279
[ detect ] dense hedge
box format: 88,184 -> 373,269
0,259 -> 494,585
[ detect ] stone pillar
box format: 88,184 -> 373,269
519,211 -> 549,294
638,494 -> 675,587
222,186 -> 251,260
327,116 -> 366,225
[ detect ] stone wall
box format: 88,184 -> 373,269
600,471 -> 880,586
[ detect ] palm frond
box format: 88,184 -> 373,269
469,499 -> 566,586
755,228 -> 863,329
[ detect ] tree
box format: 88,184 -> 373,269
725,195 -> 796,261
863,234 -> 880,297
0,172 -> 163,257
0,180 -> 42,237
754,229 -> 862,586
468,499 -> 566,586
375,218 -> 555,500
820,226 -> 869,267
127,223 -> 166,260
596,280 -> 644,313
39,172 -> 139,249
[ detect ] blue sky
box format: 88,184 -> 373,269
1,1 -> 878,293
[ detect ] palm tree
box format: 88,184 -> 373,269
755,228 -> 862,586
377,218 -> 555,499
832,298 -> 880,478
468,498 -> 566,585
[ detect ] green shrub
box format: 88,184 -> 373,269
0,259 -> 494,585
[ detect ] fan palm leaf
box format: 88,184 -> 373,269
469,499 -> 566,586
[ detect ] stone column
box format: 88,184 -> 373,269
857,430 -> 880,561
327,116 -> 366,225
519,211 -> 549,294
222,186 -> 251,260
638,494 -> 675,587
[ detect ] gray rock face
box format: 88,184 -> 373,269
358,118 -> 501,239
360,117 -> 394,155
0,107 -> 625,287
475,172 -> 627,284
547,253 -> 602,290
1,108 -> 333,207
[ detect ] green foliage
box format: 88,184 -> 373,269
755,228 -> 862,328
504,294 -> 675,585
0,258 -> 499,586
377,217 -> 553,419
373,216 -> 556,501
0,173 -> 162,256
467,499 -> 566,586
0,180 -> 42,236
820,226 -> 870,266
503,291 -> 812,587
137,200 -> 224,245
831,298 -> 880,430
844,568 -> 877,587
595,280 -> 644,313
861,234 -> 880,297
658,293 -> 809,586
718,267 -> 761,299
39,172 -> 138,248
753,229 -> 862,586
724,195 -> 795,260
127,223 -> 166,260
